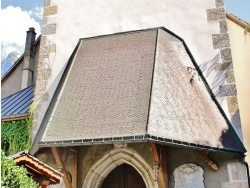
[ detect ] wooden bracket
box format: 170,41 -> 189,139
197,151 -> 218,171
51,147 -> 72,188
150,143 -> 168,188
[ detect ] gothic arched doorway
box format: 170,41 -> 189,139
101,163 -> 146,188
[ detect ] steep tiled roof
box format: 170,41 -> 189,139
1,85 -> 34,121
33,28 -> 245,154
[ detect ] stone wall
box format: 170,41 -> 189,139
207,0 -> 242,139
166,146 -> 247,188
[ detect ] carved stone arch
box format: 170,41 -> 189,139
83,146 -> 158,188
173,163 -> 205,188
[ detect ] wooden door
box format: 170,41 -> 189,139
101,164 -> 146,188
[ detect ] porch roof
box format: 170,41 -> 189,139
8,150 -> 62,185
32,28 -> 245,154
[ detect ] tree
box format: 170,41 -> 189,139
1,151 -> 40,188
245,25 -> 250,35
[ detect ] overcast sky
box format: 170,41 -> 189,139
1,0 -> 249,61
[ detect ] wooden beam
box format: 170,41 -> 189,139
150,143 -> 159,164
150,143 -> 168,188
158,146 -> 168,188
197,151 -> 218,171
71,148 -> 78,188
51,147 -> 72,188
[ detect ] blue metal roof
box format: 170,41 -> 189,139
1,85 -> 35,119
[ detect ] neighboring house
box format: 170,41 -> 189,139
1,1 -> 249,188
1,28 -> 62,188
1,27 -> 40,99
226,12 -> 250,166
1,28 -> 40,155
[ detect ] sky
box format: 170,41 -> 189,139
1,0 -> 250,61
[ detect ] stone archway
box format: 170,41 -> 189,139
83,146 -> 158,188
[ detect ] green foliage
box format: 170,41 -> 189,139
245,25 -> 250,35
1,118 -> 32,156
1,151 -> 40,188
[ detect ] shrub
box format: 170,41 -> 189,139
1,151 -> 40,188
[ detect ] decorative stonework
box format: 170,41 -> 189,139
43,17 -> 48,25
219,84 -> 237,97
220,48 -> 232,63
215,0 -> 224,8
83,147 -> 157,188
219,20 -> 228,33
226,71 -> 235,84
212,34 -> 230,49
207,1 -> 241,136
44,0 -> 51,7
42,24 -> 56,35
227,97 -> 238,114
214,62 -> 232,71
114,143 -> 127,148
44,6 -> 57,16
207,8 -> 226,21
173,163 -> 205,188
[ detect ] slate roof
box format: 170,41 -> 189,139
33,28 -> 245,154
1,85 -> 35,120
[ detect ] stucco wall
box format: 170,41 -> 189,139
1,60 -> 23,98
37,144 -> 248,188
227,18 -> 250,165
34,0 -> 236,140
166,146 -> 247,188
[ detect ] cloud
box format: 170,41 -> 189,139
0,6 -> 41,61
29,7 -> 44,20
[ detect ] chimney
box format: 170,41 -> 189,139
21,27 -> 36,89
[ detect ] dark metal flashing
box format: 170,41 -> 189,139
35,134 -> 245,155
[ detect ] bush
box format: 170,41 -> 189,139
1,119 -> 31,156
1,151 -> 40,188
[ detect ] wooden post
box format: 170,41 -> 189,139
71,148 -> 78,188
158,146 -> 168,188
51,147 -> 72,188
150,143 -> 168,188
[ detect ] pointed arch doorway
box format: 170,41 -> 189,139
101,163 -> 146,188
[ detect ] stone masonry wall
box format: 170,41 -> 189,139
207,0 -> 242,139
32,0 -> 57,140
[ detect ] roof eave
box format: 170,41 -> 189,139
226,12 -> 250,29
1,113 -> 30,122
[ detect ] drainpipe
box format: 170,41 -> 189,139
241,156 -> 250,188
244,161 -> 250,188
21,27 -> 36,89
